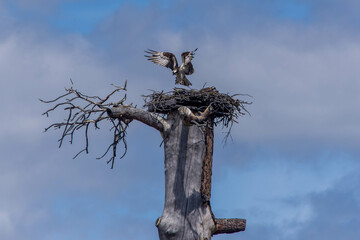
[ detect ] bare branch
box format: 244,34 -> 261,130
41,81 -> 130,168
107,106 -> 169,133
39,91 -> 72,104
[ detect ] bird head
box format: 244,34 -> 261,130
172,69 -> 178,74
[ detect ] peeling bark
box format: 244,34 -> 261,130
200,117 -> 214,203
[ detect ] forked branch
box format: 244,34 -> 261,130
178,105 -> 213,123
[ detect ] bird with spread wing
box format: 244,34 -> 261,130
145,48 -> 198,86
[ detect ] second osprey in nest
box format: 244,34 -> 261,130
145,48 -> 198,86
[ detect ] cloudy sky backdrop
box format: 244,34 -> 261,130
1,0 -> 360,239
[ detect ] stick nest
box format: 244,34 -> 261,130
143,87 -> 251,127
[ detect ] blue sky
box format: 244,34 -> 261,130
1,0 -> 360,239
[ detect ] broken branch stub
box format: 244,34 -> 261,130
214,218 -> 247,234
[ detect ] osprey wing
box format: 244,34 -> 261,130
180,48 -> 198,75
181,48 -> 198,65
145,49 -> 178,71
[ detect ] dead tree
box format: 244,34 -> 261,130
41,81 -> 251,240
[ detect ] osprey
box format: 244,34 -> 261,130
145,48 -> 198,86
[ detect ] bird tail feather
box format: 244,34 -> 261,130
175,75 -> 192,86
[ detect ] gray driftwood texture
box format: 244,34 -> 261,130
108,105 -> 246,240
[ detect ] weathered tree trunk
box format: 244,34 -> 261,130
156,112 -> 216,240
107,105 -> 246,240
